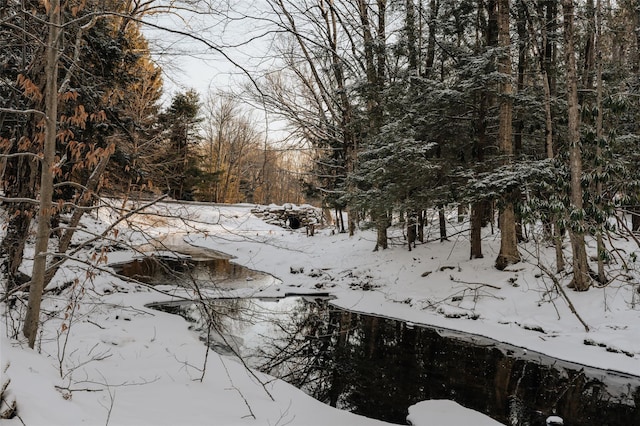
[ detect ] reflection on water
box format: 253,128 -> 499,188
149,297 -> 640,426
111,256 -> 261,289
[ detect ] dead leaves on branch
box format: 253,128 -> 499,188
17,74 -> 42,102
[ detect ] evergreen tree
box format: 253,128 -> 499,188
160,90 -> 203,200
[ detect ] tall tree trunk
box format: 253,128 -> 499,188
320,0 -> 358,237
537,0 -> 564,272
594,0 -> 606,285
407,211 -> 417,251
23,0 -> 61,347
336,207 -> 345,233
358,0 -> 388,248
545,0 -> 558,95
496,0 -> 521,270
514,1 -> 527,243
470,89 -> 488,259
563,0 -> 591,291
514,0 -> 526,155
470,0 -> 497,259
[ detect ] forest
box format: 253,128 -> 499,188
3,1 -> 640,424
1,0 -> 640,372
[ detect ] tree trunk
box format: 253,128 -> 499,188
438,205 -> 447,241
594,0 -> 606,285
23,0 -> 61,347
544,0 -> 558,95
470,0 -> 495,259
495,0 -> 521,270
325,2 -> 357,237
458,204 -> 466,223
337,208 -> 345,233
554,223 -> 565,273
358,0 -> 387,248
538,0 -> 563,271
470,88 -> 487,257
470,202 -> 484,259
514,0 -> 526,155
514,1 -> 527,244
563,0 -> 591,291
582,0 -> 596,91
407,212 -> 417,251
374,211 -> 388,251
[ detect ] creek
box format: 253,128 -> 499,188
115,256 -> 640,426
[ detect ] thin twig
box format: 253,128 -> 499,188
450,277 -> 501,289
219,356 -> 257,420
537,262 -> 590,332
54,385 -> 103,392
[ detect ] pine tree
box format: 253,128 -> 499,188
160,90 -> 202,200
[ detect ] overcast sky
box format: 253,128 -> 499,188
141,3 -> 278,102
139,2 -> 296,142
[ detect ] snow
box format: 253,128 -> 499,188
2,201 -> 640,425
407,400 -> 503,426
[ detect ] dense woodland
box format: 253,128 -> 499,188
255,0 -> 640,292
2,0 -> 640,348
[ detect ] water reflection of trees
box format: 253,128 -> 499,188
156,297 -> 640,425
221,299 -> 640,426
114,256 -> 255,288
248,300 -> 429,423
252,299 -> 337,397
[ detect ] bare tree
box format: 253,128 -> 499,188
256,0 -> 364,234
201,95 -> 262,203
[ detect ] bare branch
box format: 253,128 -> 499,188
0,107 -> 45,117
0,152 -> 42,161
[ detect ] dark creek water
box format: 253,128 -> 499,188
111,256 -> 263,288
116,257 -> 640,426
147,296 -> 640,426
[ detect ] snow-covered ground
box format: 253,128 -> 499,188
2,201 -> 639,425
